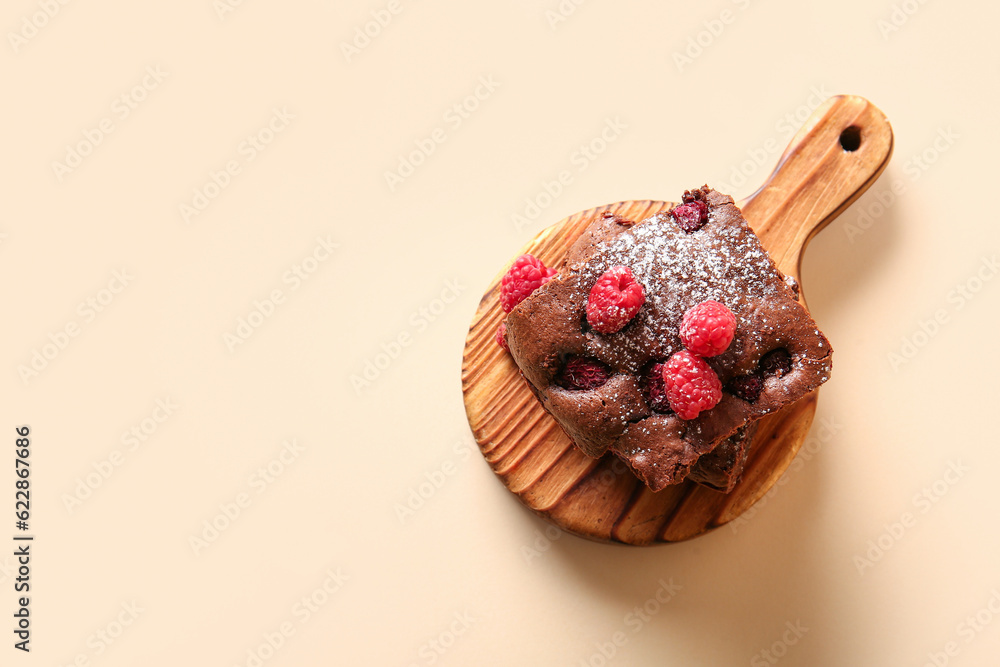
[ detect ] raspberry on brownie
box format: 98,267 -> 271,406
500,254 -> 557,313
496,253 -> 557,350
501,186 -> 832,492
586,266 -> 646,334
680,300 -> 736,357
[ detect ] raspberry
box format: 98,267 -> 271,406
670,200 -> 708,232
679,300 -> 737,357
495,322 -> 509,351
760,348 -> 792,377
641,362 -> 672,413
556,356 -> 610,390
726,349 -> 793,403
726,374 -> 762,403
586,266 -> 646,334
662,350 -> 722,420
500,254 -> 557,313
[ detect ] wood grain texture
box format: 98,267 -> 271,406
462,95 -> 893,544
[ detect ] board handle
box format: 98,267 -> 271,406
739,95 -> 894,281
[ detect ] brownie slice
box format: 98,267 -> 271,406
503,187 -> 832,492
687,423 -> 755,492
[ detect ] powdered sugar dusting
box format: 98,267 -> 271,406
565,203 -> 790,373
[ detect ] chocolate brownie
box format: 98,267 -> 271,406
687,423 -> 755,492
503,187 -> 832,492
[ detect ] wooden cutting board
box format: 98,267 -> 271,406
461,95 -> 893,545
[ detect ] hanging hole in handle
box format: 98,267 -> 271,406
839,125 -> 862,152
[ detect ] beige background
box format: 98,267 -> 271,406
4,0 -> 998,665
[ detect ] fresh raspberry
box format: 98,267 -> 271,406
679,300 -> 737,357
641,362 -> 672,413
760,348 -> 792,377
726,349 -> 793,403
500,254 -> 557,313
586,266 -> 646,334
726,374 -> 762,403
662,350 -> 722,420
670,200 -> 708,232
495,322 -> 509,351
556,356 -> 610,390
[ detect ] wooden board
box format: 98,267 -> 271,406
462,95 -> 893,544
